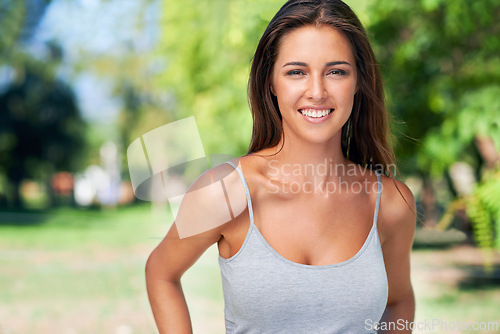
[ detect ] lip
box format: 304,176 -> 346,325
298,107 -> 334,124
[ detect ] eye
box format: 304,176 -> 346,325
286,69 -> 305,76
328,69 -> 347,76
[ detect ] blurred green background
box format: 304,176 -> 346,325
0,0 -> 499,333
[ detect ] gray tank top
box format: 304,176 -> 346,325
218,161 -> 388,334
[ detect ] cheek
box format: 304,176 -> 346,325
346,76 -> 358,94
331,82 -> 356,105
275,82 -> 300,107
345,79 -> 358,99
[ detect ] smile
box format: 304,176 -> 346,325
299,108 -> 333,118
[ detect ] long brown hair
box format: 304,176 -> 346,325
247,0 -> 395,175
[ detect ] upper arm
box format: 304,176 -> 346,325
379,177 -> 417,306
146,161 -> 247,282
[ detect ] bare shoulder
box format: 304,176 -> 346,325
378,175 -> 417,245
174,158 -> 249,239
147,159 -> 251,281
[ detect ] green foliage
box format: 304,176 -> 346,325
0,1 -> 25,60
467,171 -> 500,251
368,0 -> 500,175
437,169 -> 500,257
423,85 -> 500,175
154,0 -> 283,156
0,1 -> 52,66
369,0 -> 500,253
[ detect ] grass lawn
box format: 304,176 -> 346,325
0,204 -> 224,334
0,205 -> 498,333
411,247 -> 500,334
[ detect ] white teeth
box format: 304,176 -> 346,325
300,108 -> 332,118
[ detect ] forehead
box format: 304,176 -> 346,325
275,25 -> 355,64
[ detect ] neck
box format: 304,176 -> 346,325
266,133 -> 350,184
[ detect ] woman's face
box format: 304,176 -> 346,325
271,25 -> 357,145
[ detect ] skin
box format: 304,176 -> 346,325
146,25 -> 416,334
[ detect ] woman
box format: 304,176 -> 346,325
146,0 -> 416,333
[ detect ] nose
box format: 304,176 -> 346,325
306,75 -> 327,101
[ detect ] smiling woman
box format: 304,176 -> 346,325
270,25 -> 357,143
146,1 -> 416,333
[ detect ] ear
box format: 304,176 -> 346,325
270,84 -> 276,96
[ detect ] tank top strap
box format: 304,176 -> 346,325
225,161 -> 255,226
373,171 -> 382,228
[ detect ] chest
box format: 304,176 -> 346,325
252,190 -> 375,265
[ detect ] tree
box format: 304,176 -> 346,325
153,0 -> 284,156
368,0 -> 500,175
0,62 -> 86,207
368,0 -> 500,247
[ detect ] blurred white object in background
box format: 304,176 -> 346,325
449,162 -> 476,196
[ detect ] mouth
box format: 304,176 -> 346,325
298,108 -> 333,118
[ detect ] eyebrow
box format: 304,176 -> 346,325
282,61 -> 352,68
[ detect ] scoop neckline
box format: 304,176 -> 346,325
218,221 -> 378,269
251,220 -> 377,269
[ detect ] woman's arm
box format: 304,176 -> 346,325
146,223 -> 221,333
378,178 -> 417,334
145,162 -> 246,333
